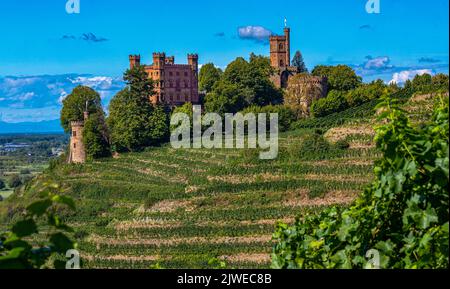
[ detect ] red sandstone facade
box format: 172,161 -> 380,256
269,27 -> 298,89
129,53 -> 199,106
270,27 -> 291,69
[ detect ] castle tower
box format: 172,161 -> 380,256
153,52 -> 166,69
129,55 -> 141,69
269,27 -> 291,69
166,56 -> 175,65
152,53 -> 166,103
284,27 -> 291,67
68,109 -> 88,164
188,54 -> 199,74
188,54 -> 199,103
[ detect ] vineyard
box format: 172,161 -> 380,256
0,91 -> 444,269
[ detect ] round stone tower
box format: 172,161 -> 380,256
68,120 -> 86,164
285,74 -> 328,117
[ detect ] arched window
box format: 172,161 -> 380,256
280,60 -> 284,67
279,43 -> 284,50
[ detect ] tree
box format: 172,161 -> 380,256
108,89 -> 153,152
199,63 -> 222,93
205,82 -> 249,115
171,102 -> 194,132
291,51 -> 308,73
345,79 -> 388,107
8,174 -> 22,188
60,86 -> 103,132
311,90 -> 348,117
248,54 -> 283,106
412,73 -> 432,87
312,65 -> 362,91
204,54 -> 282,113
107,66 -> 169,152
123,65 -> 154,101
147,105 -> 170,146
83,112 -> 111,160
0,179 -> 5,190
432,73 -> 449,88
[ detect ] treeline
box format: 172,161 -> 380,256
310,67 -> 449,118
60,52 -> 449,161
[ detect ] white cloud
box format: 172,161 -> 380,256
71,76 -> 113,88
389,69 -> 433,84
364,56 -> 392,70
238,26 -> 272,43
18,92 -> 35,101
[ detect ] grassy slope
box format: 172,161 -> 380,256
1,90 -> 444,269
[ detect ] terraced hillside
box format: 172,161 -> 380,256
2,91 -> 445,269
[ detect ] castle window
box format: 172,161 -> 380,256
280,60 -> 284,67
279,43 -> 284,50
72,131 -> 76,137
184,72 -> 188,77
73,143 -> 76,149
176,72 -> 180,76
169,72 -> 173,76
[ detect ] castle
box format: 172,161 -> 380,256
129,53 -> 199,106
270,26 -> 328,115
67,23 -> 327,164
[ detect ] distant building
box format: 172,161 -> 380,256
68,111 -> 88,164
269,27 -> 298,89
269,25 -> 328,114
129,53 -> 199,107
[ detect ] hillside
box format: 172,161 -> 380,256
1,90 -> 446,269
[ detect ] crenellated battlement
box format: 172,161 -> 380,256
153,52 -> 166,58
129,54 -> 141,69
70,120 -> 84,127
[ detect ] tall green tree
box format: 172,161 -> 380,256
312,65 -> 362,91
204,54 -> 282,113
60,86 -> 102,132
412,73 -> 432,87
204,82 -> 249,115
199,63 -> 222,93
8,174 -> 22,188
432,73 -> 449,87
291,51 -> 308,73
108,66 -> 169,151
83,112 -> 111,160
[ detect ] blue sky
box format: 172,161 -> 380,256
0,0 -> 448,125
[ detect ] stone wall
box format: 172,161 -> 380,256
284,74 -> 328,117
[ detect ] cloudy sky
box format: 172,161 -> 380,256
0,0 -> 448,125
